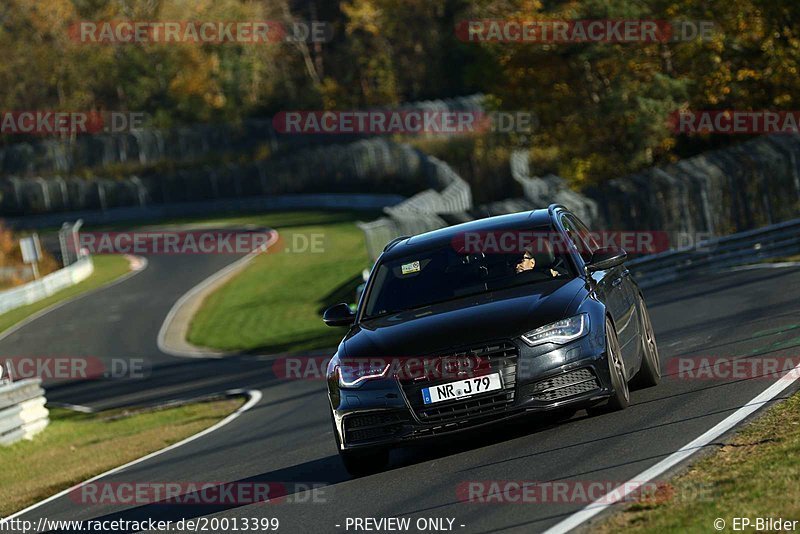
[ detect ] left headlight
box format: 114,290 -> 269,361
521,314 -> 589,346
330,356 -> 392,388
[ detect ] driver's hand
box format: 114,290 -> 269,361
516,257 -> 535,273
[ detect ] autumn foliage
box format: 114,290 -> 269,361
0,0 -> 797,186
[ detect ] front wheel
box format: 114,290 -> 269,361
588,317 -> 630,415
630,296 -> 661,389
339,447 -> 390,477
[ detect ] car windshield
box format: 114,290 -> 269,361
363,225 -> 574,319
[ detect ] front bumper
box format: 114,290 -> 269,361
331,334 -> 614,450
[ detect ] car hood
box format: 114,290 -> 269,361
343,277 -> 585,358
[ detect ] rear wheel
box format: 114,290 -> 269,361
588,317 -> 630,415
339,447 -> 390,477
630,296 -> 661,389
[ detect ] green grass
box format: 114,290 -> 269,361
765,253 -> 800,263
187,211 -> 371,353
0,398 -> 244,517
598,391 -> 800,533
0,255 -> 131,335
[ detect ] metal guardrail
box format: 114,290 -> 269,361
360,151 -> 473,260
59,219 -> 85,266
0,256 -> 94,315
628,217 -> 800,288
0,378 -> 49,446
5,193 -> 406,230
510,149 -> 601,228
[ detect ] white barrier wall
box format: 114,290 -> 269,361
0,378 -> 49,445
0,256 -> 94,315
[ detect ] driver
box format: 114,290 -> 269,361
515,245 -> 559,277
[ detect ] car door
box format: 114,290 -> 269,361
575,215 -> 641,362
560,214 -> 625,328
562,214 -> 639,370
616,263 -> 644,365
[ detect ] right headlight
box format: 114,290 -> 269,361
521,314 -> 589,346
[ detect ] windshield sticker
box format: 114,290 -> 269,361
401,261 -> 421,275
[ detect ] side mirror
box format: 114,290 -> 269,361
586,246 -> 627,272
323,303 -> 355,327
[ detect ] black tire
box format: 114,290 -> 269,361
630,296 -> 661,389
588,317 -> 630,415
339,447 -> 390,477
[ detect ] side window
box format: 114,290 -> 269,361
560,215 -> 592,263
570,215 -> 600,253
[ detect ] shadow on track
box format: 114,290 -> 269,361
42,456 -> 350,534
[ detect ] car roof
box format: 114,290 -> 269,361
382,209 -> 554,261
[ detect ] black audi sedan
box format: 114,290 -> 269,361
323,204 -> 660,475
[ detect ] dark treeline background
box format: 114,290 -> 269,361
1,0 -> 798,187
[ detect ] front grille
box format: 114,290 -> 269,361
399,341 -> 518,424
520,368 -> 600,402
344,412 -> 408,443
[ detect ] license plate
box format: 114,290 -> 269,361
421,373 -> 502,405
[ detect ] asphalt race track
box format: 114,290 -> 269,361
4,249 -> 800,534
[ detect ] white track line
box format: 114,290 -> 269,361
0,255 -> 147,343
0,388 -> 262,524
543,364 -> 800,534
157,230 -> 279,358
47,402 -> 95,413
